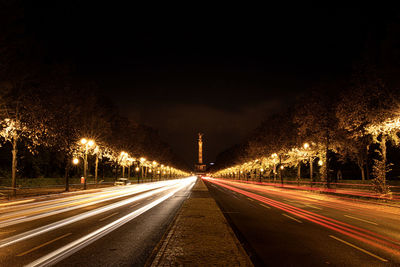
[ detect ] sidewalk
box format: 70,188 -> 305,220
149,178 -> 253,266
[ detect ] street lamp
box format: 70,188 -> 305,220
304,142 -> 313,185
80,138 -> 95,190
271,153 -> 278,181
73,158 -> 79,165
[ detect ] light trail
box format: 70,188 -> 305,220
0,177 -> 196,248
25,176 -> 196,267
230,179 -> 400,200
0,180 -> 180,228
205,178 -> 400,258
218,179 -> 400,218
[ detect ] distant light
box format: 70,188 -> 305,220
303,142 -> 310,149
210,163 -> 214,165
73,158 -> 79,165
260,168 -> 264,172
88,140 -> 95,147
135,167 -> 140,172
280,165 -> 284,170
318,160 -> 323,166
80,138 -> 87,145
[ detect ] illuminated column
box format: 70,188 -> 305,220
198,133 -> 203,164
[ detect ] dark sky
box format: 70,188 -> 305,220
24,4 -> 392,165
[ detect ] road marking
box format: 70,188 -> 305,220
344,215 -> 378,225
247,197 -> 255,202
329,235 -> 387,262
305,204 -> 322,210
130,203 -> 140,208
260,203 -> 271,209
99,212 -> 119,222
232,195 -> 240,200
282,213 -> 302,223
17,233 -> 72,257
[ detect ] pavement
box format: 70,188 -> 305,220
204,177 -> 400,266
149,178 -> 253,266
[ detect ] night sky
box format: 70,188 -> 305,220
23,4 -> 393,165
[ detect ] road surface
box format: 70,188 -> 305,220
204,177 -> 400,267
0,177 -> 196,267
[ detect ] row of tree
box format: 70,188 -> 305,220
212,64 -> 400,194
0,1 -> 189,194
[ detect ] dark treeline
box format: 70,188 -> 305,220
0,1 -> 189,189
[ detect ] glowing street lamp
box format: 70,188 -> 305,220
80,138 -> 95,190
72,158 -> 79,165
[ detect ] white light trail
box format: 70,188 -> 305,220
0,177 -> 195,248
26,176 -> 196,267
0,180 -> 180,228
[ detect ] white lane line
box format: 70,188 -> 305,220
344,215 -> 378,226
99,212 -> 119,222
329,235 -> 387,262
130,203 -> 141,208
282,213 -> 302,223
25,177 -> 196,267
260,203 -> 271,209
17,233 -> 72,257
305,204 -> 322,210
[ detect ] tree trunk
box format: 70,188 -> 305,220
325,133 -> 330,188
11,133 -> 18,197
297,161 -> 301,186
309,157 -> 313,186
381,135 -> 387,188
64,159 -> 70,192
361,166 -> 365,181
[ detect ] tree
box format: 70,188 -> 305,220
293,87 -> 339,187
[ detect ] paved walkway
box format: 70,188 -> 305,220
149,178 -> 253,266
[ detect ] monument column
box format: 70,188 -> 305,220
195,133 -> 206,173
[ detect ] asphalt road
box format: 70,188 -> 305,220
0,177 -> 196,267
204,178 -> 400,267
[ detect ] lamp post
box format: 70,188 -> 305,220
80,138 -> 95,190
271,153 -> 278,182
303,142 -> 313,186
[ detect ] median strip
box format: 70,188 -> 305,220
148,178 -> 253,266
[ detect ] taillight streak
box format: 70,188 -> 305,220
205,178 -> 400,256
